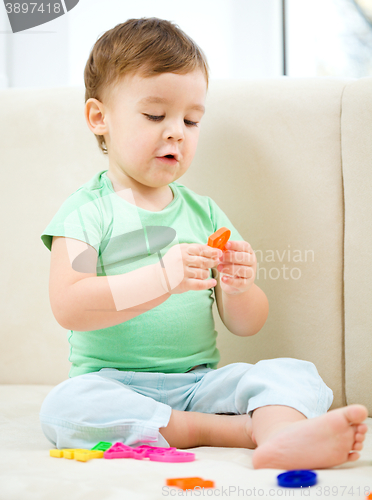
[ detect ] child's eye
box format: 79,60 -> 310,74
144,114 -> 198,127
184,120 -> 198,127
145,114 -> 164,122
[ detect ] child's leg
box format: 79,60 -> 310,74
159,409 -> 256,449
175,360 -> 368,469
250,404 -> 368,469
40,370 -> 172,449
159,404 -> 368,471
251,405 -> 307,444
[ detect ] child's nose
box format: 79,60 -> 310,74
164,120 -> 185,141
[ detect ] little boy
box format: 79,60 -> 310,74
40,17 -> 368,469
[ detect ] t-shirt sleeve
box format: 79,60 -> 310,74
41,190 -> 103,253
207,196 -> 245,243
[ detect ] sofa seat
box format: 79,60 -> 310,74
1,385 -> 371,500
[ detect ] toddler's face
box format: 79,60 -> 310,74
100,69 -> 207,191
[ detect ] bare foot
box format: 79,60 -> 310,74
251,404 -> 368,470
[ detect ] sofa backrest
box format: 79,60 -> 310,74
1,77 -> 371,415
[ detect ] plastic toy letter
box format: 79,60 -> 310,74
166,477 -> 215,490
207,227 -> 230,251
49,448 -> 104,461
63,187 -> 184,311
103,443 -> 195,462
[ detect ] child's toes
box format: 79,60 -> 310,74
352,441 -> 364,451
355,431 -> 366,443
357,423 -> 369,435
347,451 -> 360,462
345,404 -> 368,424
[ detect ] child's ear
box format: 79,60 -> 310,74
84,98 -> 108,135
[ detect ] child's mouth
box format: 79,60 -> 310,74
157,155 -> 178,165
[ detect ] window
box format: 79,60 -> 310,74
286,0 -> 372,77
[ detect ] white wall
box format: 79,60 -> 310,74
69,0 -> 283,84
0,0 -> 283,89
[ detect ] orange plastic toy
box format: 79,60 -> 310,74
166,477 -> 215,490
366,493 -> 372,500
207,227 -> 231,251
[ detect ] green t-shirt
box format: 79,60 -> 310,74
41,170 -> 244,377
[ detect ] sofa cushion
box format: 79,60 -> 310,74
341,77 -> 372,413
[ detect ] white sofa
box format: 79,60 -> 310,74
1,77 -> 371,499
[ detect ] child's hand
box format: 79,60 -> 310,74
157,243 -> 222,295
217,241 -> 257,295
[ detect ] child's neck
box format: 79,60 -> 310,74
106,170 -> 173,212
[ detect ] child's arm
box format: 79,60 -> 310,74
214,276 -> 269,337
213,240 -> 269,337
49,236 -> 171,331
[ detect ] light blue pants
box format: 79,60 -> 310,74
39,359 -> 333,450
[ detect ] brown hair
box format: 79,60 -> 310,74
84,17 -> 210,154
